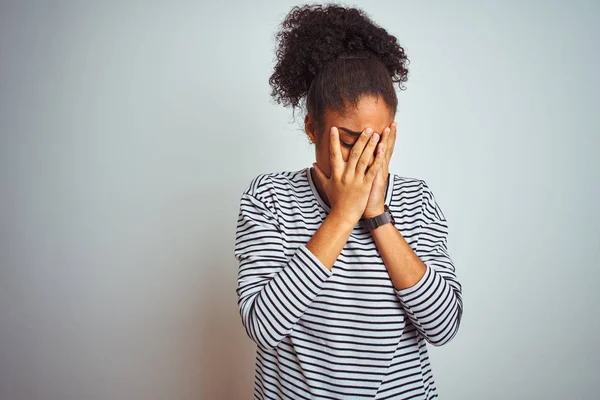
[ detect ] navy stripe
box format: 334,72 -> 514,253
235,167 -> 463,399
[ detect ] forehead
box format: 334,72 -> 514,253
324,95 -> 394,133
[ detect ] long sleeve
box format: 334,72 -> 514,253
395,181 -> 463,346
234,189 -> 333,350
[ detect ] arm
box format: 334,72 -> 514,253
370,181 -> 463,346
234,189 -> 355,350
236,128 -> 385,350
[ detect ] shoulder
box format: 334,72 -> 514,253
389,173 -> 426,197
241,167 -> 308,206
389,173 -> 446,221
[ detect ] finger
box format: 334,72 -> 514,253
386,122 -> 397,161
356,131 -> 380,175
374,142 -> 386,169
346,127 -> 374,175
365,145 -> 386,182
329,127 -> 344,177
378,127 -> 390,161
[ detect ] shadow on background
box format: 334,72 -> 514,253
195,237 -> 255,398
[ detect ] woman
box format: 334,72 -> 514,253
234,4 -> 463,399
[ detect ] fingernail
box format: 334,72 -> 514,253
371,133 -> 379,141
364,128 -> 373,136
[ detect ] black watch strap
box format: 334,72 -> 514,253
364,205 -> 395,231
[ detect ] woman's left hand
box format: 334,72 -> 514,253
363,122 -> 397,219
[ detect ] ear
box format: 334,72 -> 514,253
304,114 -> 318,144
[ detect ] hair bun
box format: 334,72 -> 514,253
269,4 -> 409,110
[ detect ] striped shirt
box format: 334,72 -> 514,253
234,166 -> 463,399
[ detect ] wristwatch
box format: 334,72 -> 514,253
364,205 -> 395,231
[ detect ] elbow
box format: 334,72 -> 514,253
425,325 -> 459,347
427,308 -> 463,347
244,320 -> 281,350
239,301 -> 283,351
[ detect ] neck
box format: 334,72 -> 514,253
310,167 -> 331,207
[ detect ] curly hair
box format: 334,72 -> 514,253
269,3 -> 409,136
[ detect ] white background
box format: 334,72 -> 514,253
1,1 -> 598,399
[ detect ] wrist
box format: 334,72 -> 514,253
363,204 -> 395,231
363,207 -> 385,219
328,207 -> 360,229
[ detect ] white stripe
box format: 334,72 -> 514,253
235,167 -> 463,399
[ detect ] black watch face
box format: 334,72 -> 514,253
387,206 -> 395,223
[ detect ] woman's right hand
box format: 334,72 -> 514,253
312,126 -> 385,225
